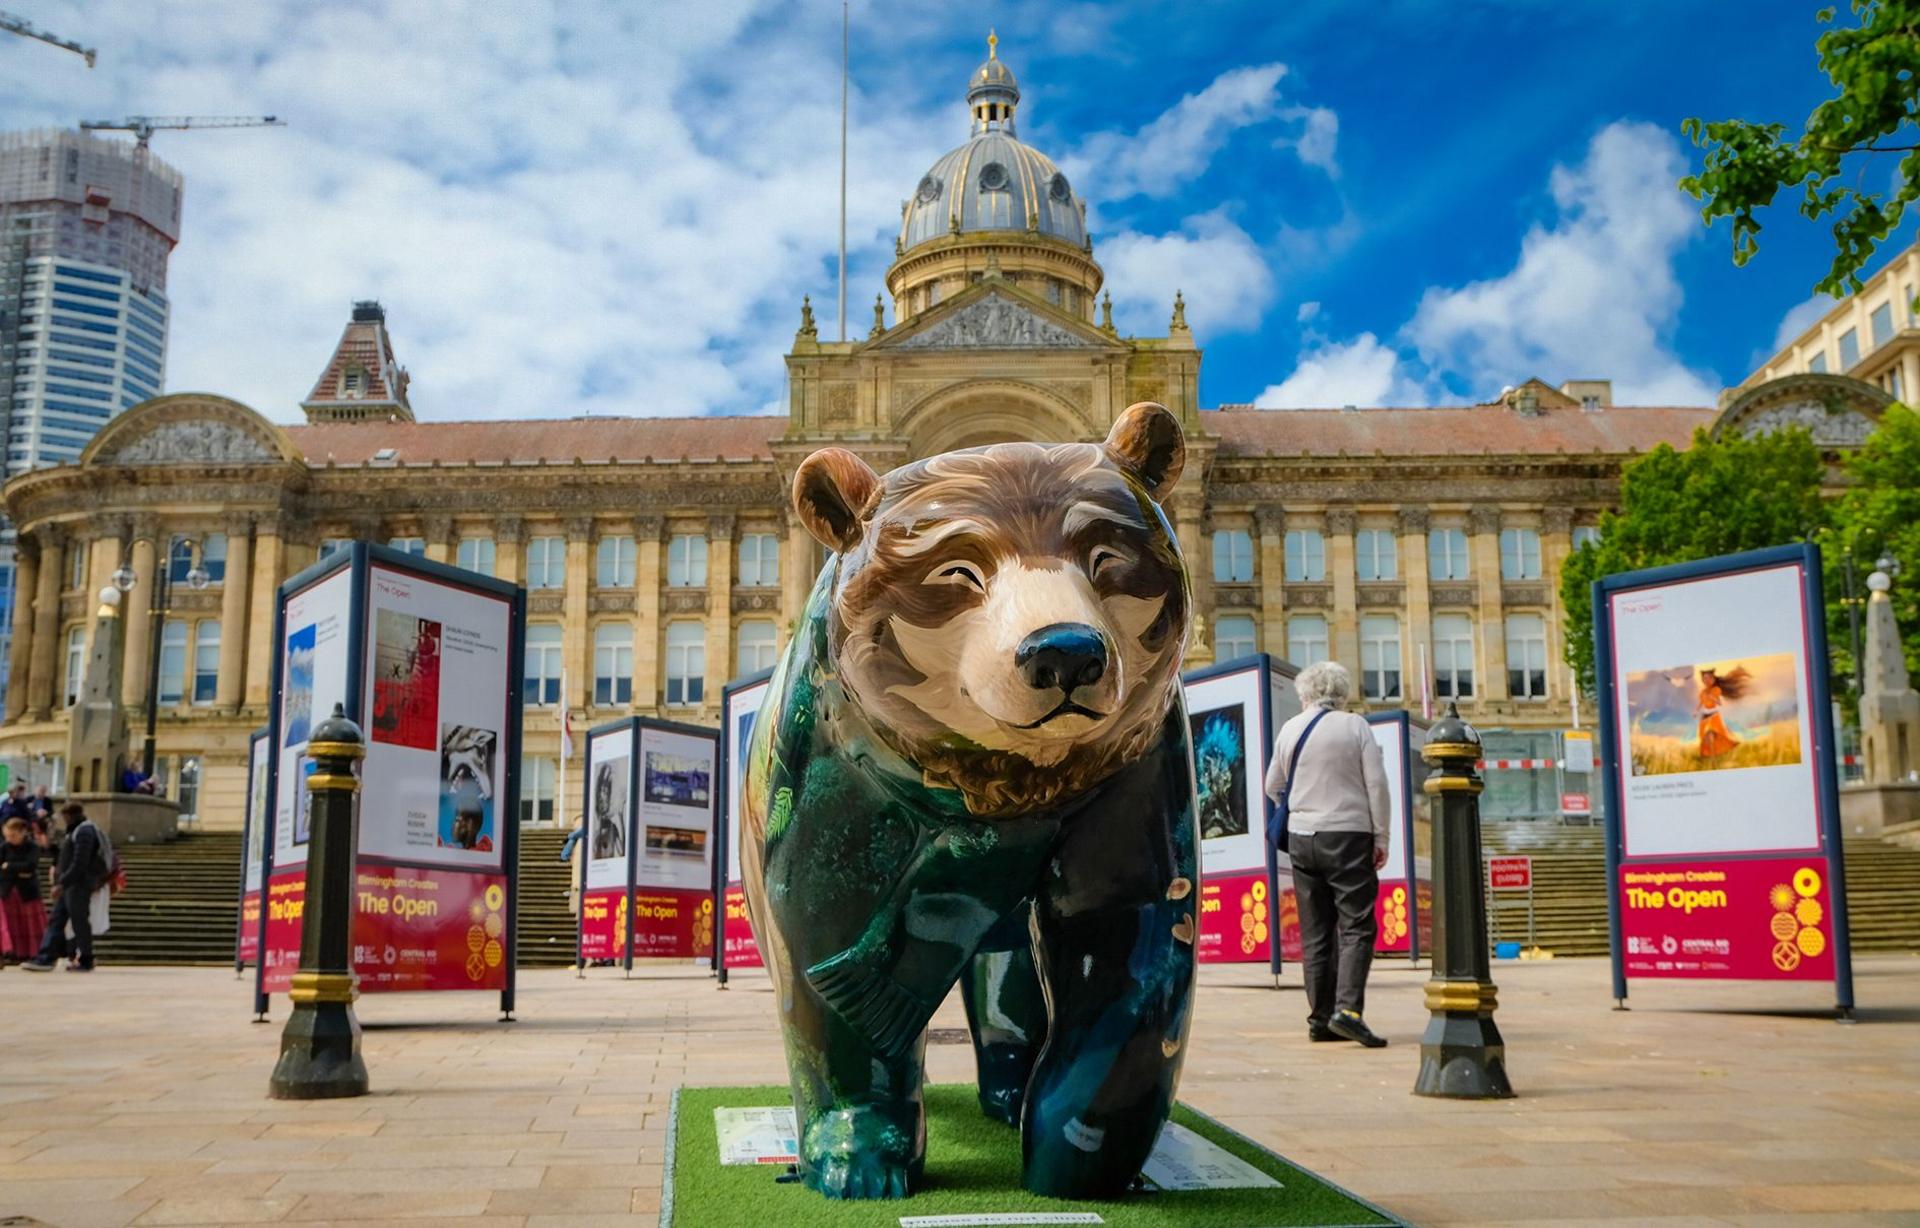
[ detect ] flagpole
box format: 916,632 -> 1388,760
838,0 -> 848,342
557,669 -> 569,829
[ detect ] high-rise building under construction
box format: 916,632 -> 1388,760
0,129 -> 184,714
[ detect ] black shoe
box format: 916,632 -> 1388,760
1328,1009 -> 1387,1048
64,962 -> 93,973
20,959 -> 55,972
1308,1024 -> 1347,1042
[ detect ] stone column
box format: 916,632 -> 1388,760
25,529 -> 66,720
1325,508 -> 1359,676
705,515 -> 735,713
1903,349 -> 1920,406
563,518 -> 592,712
1470,505 -> 1509,702
632,516 -> 663,712
1172,494 -> 1211,666
120,525 -> 157,710
5,539 -> 39,722
246,515 -> 285,708
1254,507 -> 1286,657
218,516 -> 253,711
1400,507 -> 1432,703
781,515 -> 814,637
1540,507 -> 1574,706
494,516 -> 525,587
423,515 -> 453,566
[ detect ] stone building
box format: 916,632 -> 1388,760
0,44 -> 1741,829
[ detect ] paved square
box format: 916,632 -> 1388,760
2,955 -> 1916,1226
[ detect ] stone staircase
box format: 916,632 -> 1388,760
1478,825 -> 1920,957
91,827 -> 582,968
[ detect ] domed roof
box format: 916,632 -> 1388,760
897,35 -> 1088,256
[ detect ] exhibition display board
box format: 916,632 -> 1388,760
1594,543 -> 1854,1013
1366,710 -> 1432,959
576,717 -> 719,969
234,727 -> 269,969
714,669 -> 772,981
1182,653 -> 1302,971
251,543 -> 525,1016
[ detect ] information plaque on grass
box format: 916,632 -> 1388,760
665,1085 -> 1399,1228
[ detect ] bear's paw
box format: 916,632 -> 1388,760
802,1105 -> 920,1200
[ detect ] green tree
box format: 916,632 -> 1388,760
1560,427 -> 1829,692
1681,1 -> 1920,296
1827,403 -> 1920,681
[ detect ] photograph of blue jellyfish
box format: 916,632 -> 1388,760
1190,704 -> 1248,840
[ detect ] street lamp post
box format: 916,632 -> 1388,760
113,536 -> 208,780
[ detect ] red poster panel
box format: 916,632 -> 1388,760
1619,857 -> 1836,981
579,886 -> 626,962
238,892 -> 261,964
1197,870 -> 1272,964
723,884 -> 762,969
262,869 -> 306,993
1371,878 -> 1432,955
350,867 -> 509,992
629,888 -> 713,960
1278,882 -> 1302,963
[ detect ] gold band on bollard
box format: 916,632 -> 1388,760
1424,776 -> 1484,795
306,740 -> 367,761
304,772 -> 361,793
288,970 -> 359,1005
1422,741 -> 1482,762
1423,979 -> 1498,1014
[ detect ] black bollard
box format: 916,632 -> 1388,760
269,703 -> 369,1100
1413,703 -> 1514,1099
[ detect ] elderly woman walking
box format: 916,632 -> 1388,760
1263,661 -> 1391,1047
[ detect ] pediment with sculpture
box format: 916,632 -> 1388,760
876,286 -> 1110,352
81,394 -> 300,468
1712,372 -> 1891,447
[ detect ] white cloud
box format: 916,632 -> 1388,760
1254,333 -> 1428,408
1405,120 -> 1719,405
1769,294 -> 1833,355
1278,105 -> 1338,176
1069,62 -> 1317,202
1099,210 -> 1274,337
1296,301 -> 1321,323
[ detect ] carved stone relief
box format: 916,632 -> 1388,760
1356,584 -> 1405,608
590,593 -> 636,614
1213,585 -> 1258,609
1501,584 -> 1548,607
1430,584 -> 1477,607
101,420 -> 278,466
1285,583 -> 1332,609
894,292 -> 1098,349
1738,400 -> 1877,446
664,590 -> 708,614
732,590 -> 782,613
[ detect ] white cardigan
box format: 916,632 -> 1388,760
1261,706 -> 1391,853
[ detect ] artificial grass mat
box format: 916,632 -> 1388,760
665,1084 -> 1397,1227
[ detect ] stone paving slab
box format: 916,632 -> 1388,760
1,954 -> 1916,1226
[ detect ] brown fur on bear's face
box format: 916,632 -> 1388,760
793,403 -> 1191,816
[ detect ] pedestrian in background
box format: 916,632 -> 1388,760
0,817 -> 46,964
1264,661 -> 1391,1047
21,803 -> 106,973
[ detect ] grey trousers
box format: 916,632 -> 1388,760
1287,830 -> 1378,1025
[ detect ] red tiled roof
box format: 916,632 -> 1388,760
1206,404 -> 1716,459
283,416 -> 783,465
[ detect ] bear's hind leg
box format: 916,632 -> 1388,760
960,905 -> 1048,1127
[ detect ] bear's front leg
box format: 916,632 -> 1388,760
785,990 -> 928,1200
961,905 -> 1047,1127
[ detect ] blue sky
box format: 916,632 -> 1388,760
1,1 -> 1889,419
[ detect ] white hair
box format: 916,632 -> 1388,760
1294,660 -> 1351,710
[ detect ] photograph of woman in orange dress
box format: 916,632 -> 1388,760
1695,666 -> 1751,759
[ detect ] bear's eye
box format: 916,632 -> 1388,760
930,561 -> 987,592
1089,546 -> 1130,579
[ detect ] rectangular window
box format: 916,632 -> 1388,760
387,536 -> 425,557
193,620 -> 220,705
1505,613 -> 1548,700
1808,351 -> 1828,374
1839,327 -> 1860,369
526,535 -> 565,589
1215,614 -> 1256,661
1571,525 -> 1601,551
1428,528 -> 1470,580
736,620 -> 778,674
1872,302 -> 1895,348
1211,530 -> 1254,583
1893,368 -> 1905,401
457,536 -> 496,576
738,533 -> 781,586
1499,528 -> 1542,580
592,623 -> 633,706
158,618 -> 187,705
68,542 -> 86,590
1355,529 -> 1397,581
596,534 -> 636,587
1431,613 -> 1474,700
167,535 -> 194,583
667,534 -> 708,588
518,756 -> 556,826
665,621 -> 705,706
1360,614 -> 1401,701
1286,614 -> 1329,665
1283,529 -> 1325,582
64,625 -> 85,706
523,623 -> 563,706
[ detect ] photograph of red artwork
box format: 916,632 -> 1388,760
372,607 -> 441,750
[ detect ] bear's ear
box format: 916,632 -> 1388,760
793,447 -> 882,552
1104,401 -> 1185,501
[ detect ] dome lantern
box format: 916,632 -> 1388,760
968,29 -> 1020,135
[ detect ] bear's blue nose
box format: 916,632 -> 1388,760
1017,623 -> 1108,693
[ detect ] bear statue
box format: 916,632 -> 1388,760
740,401 -> 1200,1201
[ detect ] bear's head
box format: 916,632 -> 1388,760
793,401 -> 1191,816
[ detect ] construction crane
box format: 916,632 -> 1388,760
0,8 -> 96,66
79,115 -> 286,149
